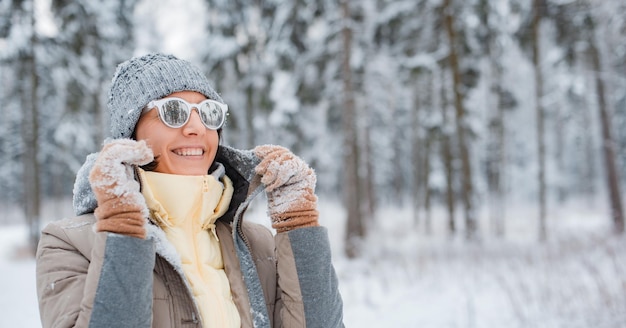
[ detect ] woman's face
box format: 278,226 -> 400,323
135,91 -> 219,175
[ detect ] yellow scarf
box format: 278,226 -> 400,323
139,168 -> 240,328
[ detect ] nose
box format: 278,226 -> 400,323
182,108 -> 206,136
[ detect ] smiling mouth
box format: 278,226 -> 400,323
173,148 -> 204,156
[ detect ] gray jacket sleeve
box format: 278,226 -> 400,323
36,217 -> 155,328
89,233 -> 155,327
275,226 -> 344,328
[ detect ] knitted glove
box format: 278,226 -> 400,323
88,139 -> 154,239
254,145 -> 319,233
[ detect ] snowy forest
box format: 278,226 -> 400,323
1,0 -> 626,326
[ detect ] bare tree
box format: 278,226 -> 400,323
341,0 -> 364,258
531,0 -> 547,242
411,74 -> 424,229
439,68 -> 456,236
411,70 -> 434,234
479,0 -> 508,237
577,66 -> 598,204
442,0 -> 477,240
21,0 -> 41,254
422,131 -> 434,235
361,106 -> 376,220
587,21 -> 625,234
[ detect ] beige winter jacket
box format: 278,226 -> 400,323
38,215 -> 279,327
36,145 -> 344,328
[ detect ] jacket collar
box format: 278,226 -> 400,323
72,144 -> 263,218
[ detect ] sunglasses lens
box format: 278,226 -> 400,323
161,100 -> 189,127
199,101 -> 225,129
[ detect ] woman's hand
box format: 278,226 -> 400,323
254,145 -> 319,233
89,139 -> 153,239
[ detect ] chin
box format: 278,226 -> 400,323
175,166 -> 209,175
157,162 -> 211,176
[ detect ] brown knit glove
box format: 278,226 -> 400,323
88,139 -> 154,239
254,145 -> 319,233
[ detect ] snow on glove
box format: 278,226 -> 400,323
89,139 -> 154,239
254,145 -> 319,233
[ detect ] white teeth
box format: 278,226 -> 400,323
174,148 -> 203,156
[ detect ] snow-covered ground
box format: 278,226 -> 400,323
2,198 -> 626,327
0,226 -> 39,328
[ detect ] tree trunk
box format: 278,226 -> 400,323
22,1 -> 41,255
411,71 -> 433,234
532,0 -> 547,242
390,87 -> 404,204
486,86 -> 506,237
423,134 -> 433,235
554,103 -> 566,203
579,68 -> 597,203
483,0 -> 506,237
589,38 -> 625,234
440,68 -> 456,236
362,114 -> 376,219
443,0 -> 476,240
245,86 -> 255,148
341,0 -> 364,258
411,77 -> 423,228
94,41 -> 105,144
423,73 -> 434,235
493,92 -> 506,237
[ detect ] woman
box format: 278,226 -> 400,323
36,53 -> 344,328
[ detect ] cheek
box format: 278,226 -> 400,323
206,131 -> 220,159
135,121 -> 169,154
208,131 -> 219,149
134,116 -> 152,140
210,130 -> 220,144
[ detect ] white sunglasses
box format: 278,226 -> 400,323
144,97 -> 228,130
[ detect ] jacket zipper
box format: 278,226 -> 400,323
235,205 -> 252,251
133,165 -> 157,225
236,186 -> 265,251
203,176 -> 209,193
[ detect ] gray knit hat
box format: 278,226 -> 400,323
107,53 -> 223,139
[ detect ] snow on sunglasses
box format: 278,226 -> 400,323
144,97 -> 228,130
